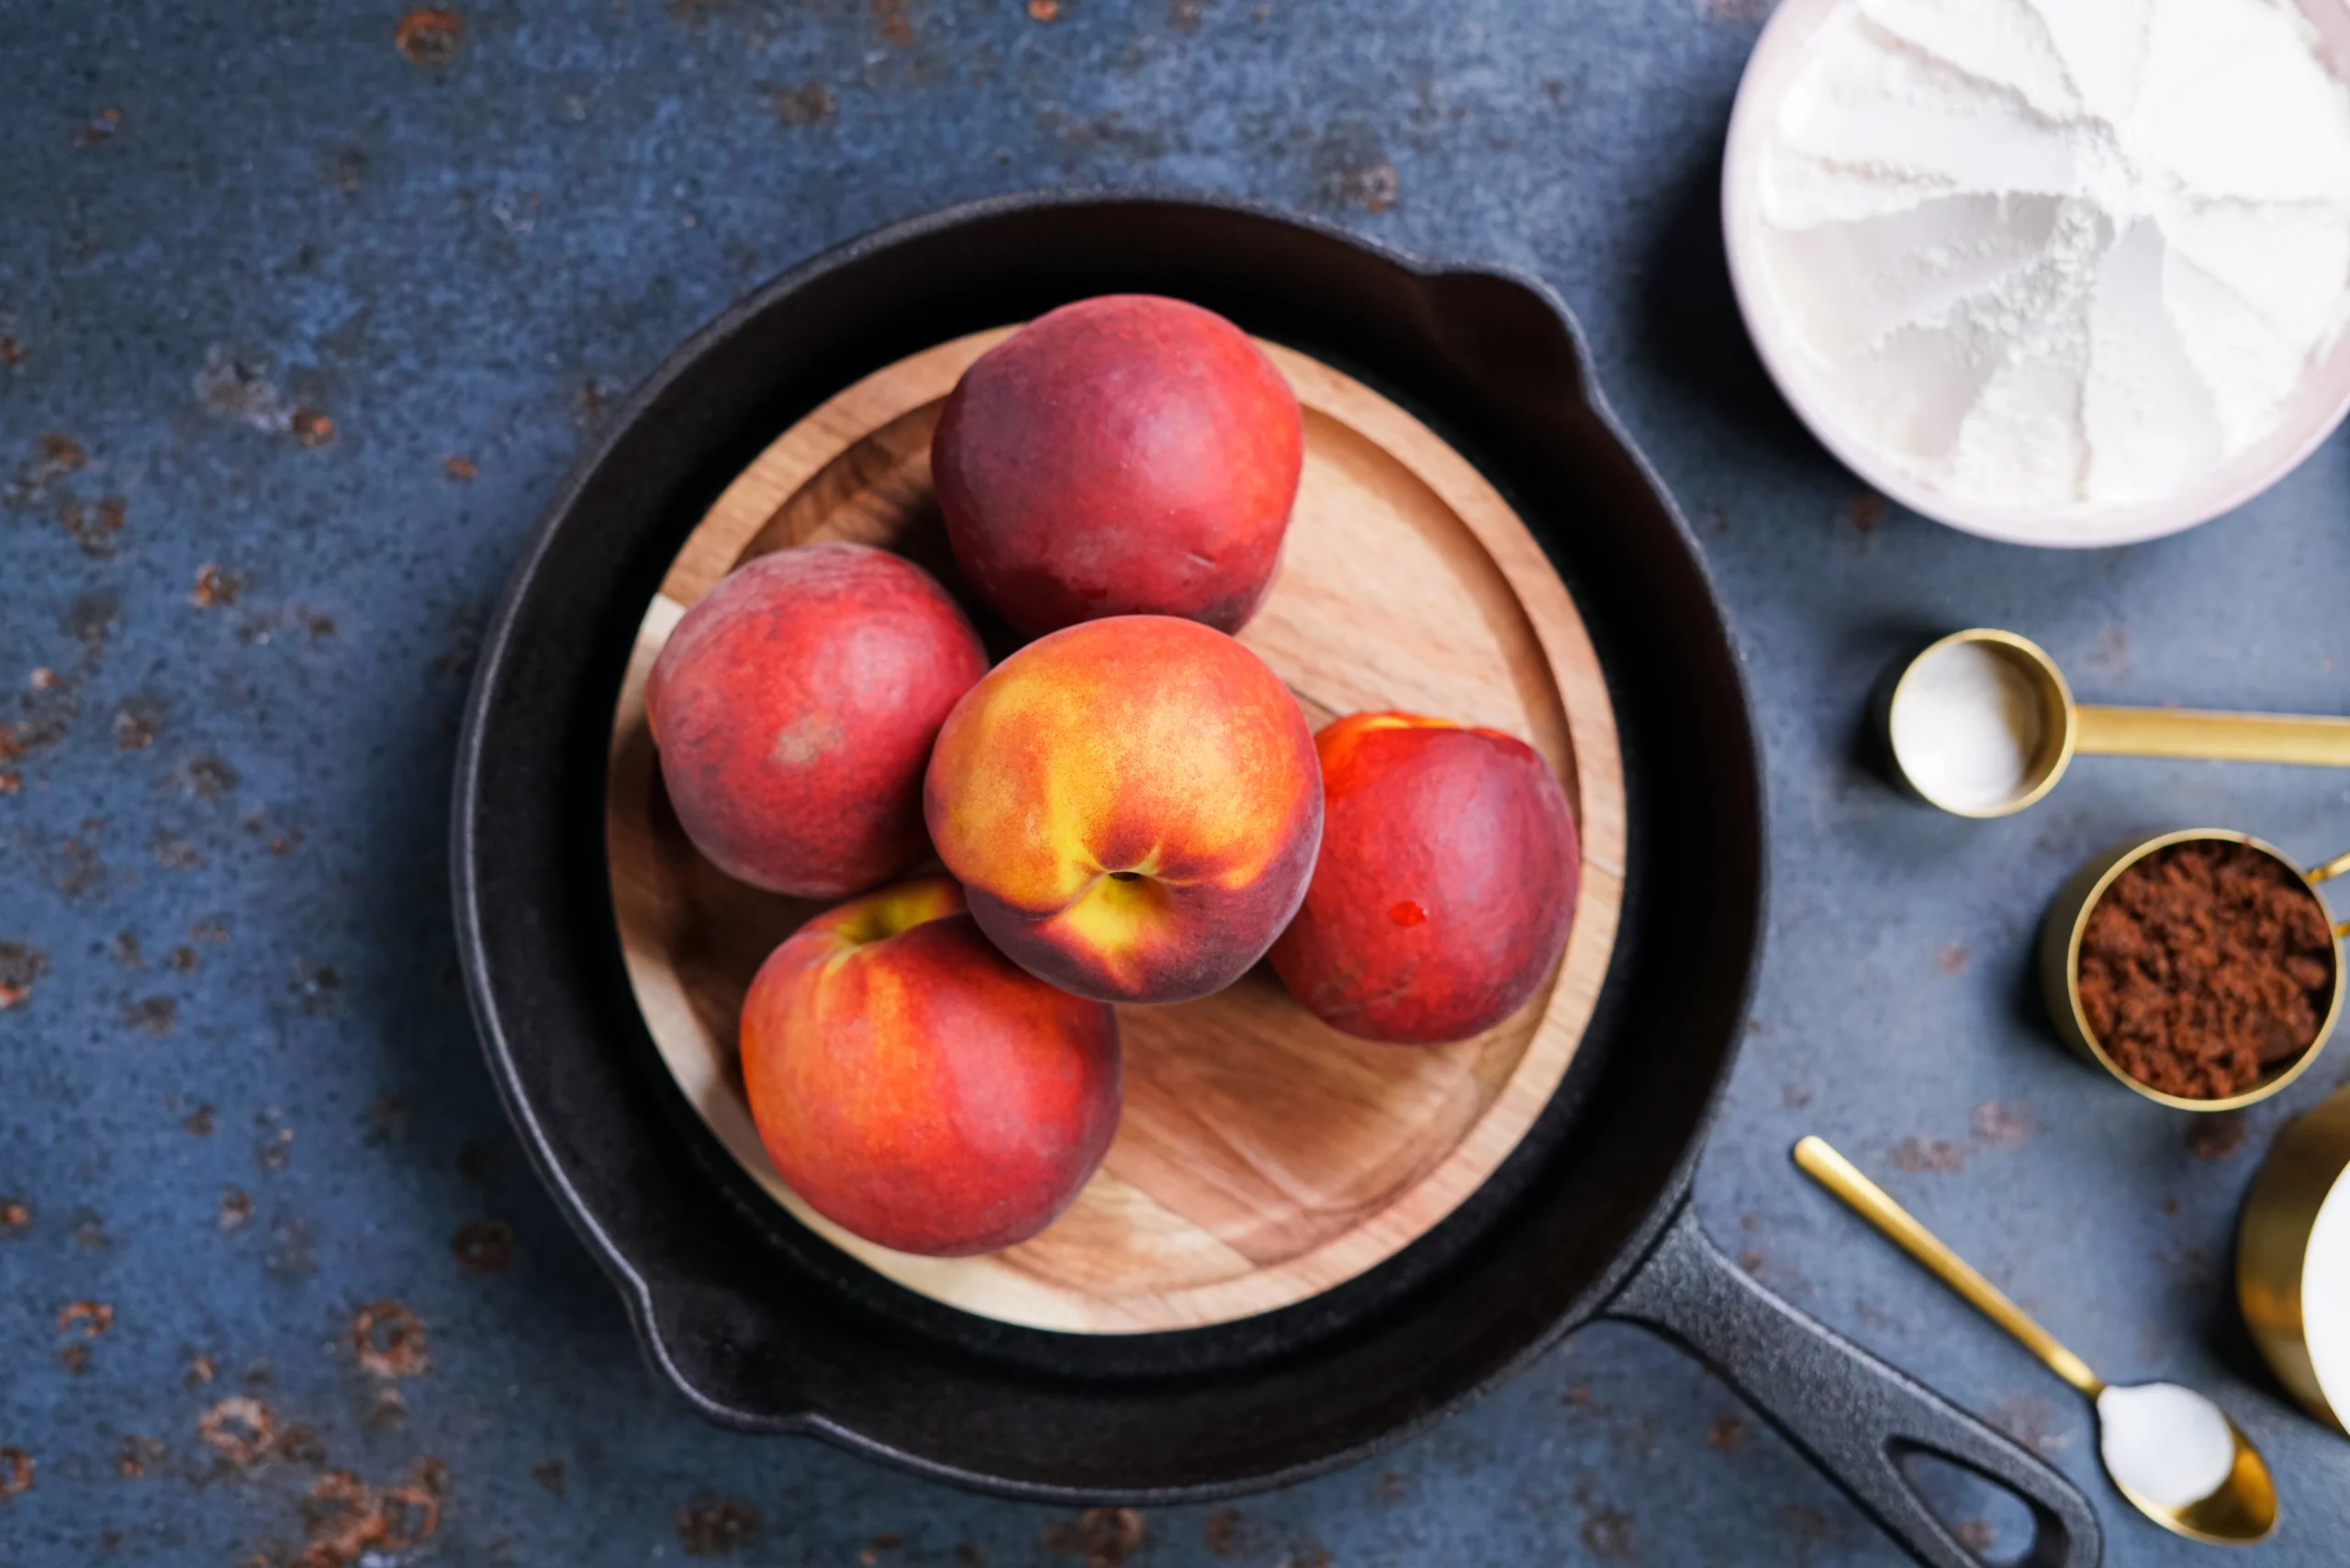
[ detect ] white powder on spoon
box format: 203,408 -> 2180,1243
1756,0 -> 2350,514
1889,640 -> 2046,812
2096,1382 -> 2239,1509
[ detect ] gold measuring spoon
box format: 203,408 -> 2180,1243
1882,628 -> 2350,818
1795,1136 -> 2278,1546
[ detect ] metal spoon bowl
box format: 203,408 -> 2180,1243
1881,628 -> 2350,818
1795,1137 -> 2278,1545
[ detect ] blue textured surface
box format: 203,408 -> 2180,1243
6,1 -> 2350,1563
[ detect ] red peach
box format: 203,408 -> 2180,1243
646,543 -> 987,898
1270,712 -> 1580,1044
932,295 -> 1304,636
740,877 -> 1122,1257
923,615 -> 1322,1004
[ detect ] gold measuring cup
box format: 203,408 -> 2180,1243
2040,829 -> 2350,1112
2238,1086 -> 2350,1435
1883,629 -> 2350,818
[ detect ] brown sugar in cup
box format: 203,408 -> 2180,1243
2041,830 -> 2348,1111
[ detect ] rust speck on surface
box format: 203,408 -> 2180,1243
766,81 -> 836,128
955,1547 -> 987,1568
1936,942 -> 1970,974
1971,1101 -> 2034,1146
443,454 -> 477,481
1579,1506 -> 1636,1560
192,564 -> 246,609
674,1495 -> 763,1556
2188,1112 -> 2247,1159
871,0 -> 913,45
395,7 -> 463,67
0,1448 -> 30,1498
0,1199 -> 28,1236
113,697 -> 160,750
1027,0 -> 1060,18
352,1301 -> 430,1379
1330,158 -> 1398,213
186,1353 -> 216,1386
1849,492 -> 1885,532
198,1395 -> 279,1466
1203,1507 -> 1241,1554
1781,1503 -> 1830,1540
180,754 -> 240,798
450,1219 -> 514,1273
184,1103 -> 215,1136
1043,1508 -> 1145,1567
218,1188 -> 253,1231
57,1300 -> 113,1337
61,495 -> 127,559
1986,1394 -> 2068,1454
292,408 -> 335,447
1707,1412 -> 1748,1450
76,107 -> 124,146
532,1459 -> 565,1494
0,943 -> 49,1010
1890,1136 -> 1964,1173
0,336 -> 23,366
297,1459 -> 445,1568
29,431 -> 87,487
116,1434 -> 165,1479
122,996 -> 178,1036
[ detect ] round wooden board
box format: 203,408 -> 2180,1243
605,329 -> 1626,1333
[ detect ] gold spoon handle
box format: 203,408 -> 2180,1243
2073,704 -> 2350,767
1794,1137 -> 2105,1398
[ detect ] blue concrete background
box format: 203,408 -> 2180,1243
6,0 -> 2350,1562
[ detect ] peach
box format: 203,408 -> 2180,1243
932,295 -> 1304,636
923,615 -> 1321,1004
646,543 -> 987,899
1269,713 -> 1580,1044
739,877 -> 1122,1256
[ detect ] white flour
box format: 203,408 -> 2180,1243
1889,640 -> 2046,811
2096,1382 -> 2238,1508
1757,0 -> 2350,513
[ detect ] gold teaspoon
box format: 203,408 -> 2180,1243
1794,1136 -> 2277,1545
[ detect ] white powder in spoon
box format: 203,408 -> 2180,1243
1756,0 -> 2350,515
2096,1382 -> 2239,1509
1888,640 -> 2047,811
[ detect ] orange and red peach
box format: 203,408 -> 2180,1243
646,543 -> 988,899
923,615 -> 1322,1005
932,295 -> 1304,635
739,877 -> 1122,1256
1270,712 -> 1580,1044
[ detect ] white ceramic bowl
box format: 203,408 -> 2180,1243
1721,0 -> 2350,548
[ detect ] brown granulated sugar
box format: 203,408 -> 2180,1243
2076,841 -> 2335,1099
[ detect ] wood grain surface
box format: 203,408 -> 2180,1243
605,329 -> 1626,1332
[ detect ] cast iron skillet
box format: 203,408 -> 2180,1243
453,191 -> 2101,1568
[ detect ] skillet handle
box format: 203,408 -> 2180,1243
1602,1204 -> 2102,1568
